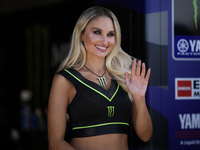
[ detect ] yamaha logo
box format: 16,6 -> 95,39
173,35 -> 200,60
177,39 -> 189,52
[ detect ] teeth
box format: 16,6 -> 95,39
96,45 -> 107,50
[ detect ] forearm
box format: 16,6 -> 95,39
49,138 -> 76,150
132,97 -> 152,142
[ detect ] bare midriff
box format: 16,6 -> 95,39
70,133 -> 129,150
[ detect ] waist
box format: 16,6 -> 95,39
71,122 -> 129,138
70,133 -> 129,150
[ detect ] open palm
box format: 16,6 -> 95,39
125,59 -> 151,101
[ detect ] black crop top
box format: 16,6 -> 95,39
58,68 -> 132,138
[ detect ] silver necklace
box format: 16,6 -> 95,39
84,65 -> 107,88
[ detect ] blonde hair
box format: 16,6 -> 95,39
59,6 -> 133,101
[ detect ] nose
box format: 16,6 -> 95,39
100,35 -> 108,45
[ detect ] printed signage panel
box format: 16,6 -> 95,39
175,78 -> 200,100
172,0 -> 200,61
176,113 -> 200,147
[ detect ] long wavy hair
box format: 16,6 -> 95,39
58,6 -> 133,101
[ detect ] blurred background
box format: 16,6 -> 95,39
0,0 -> 147,149
1,0 -> 200,150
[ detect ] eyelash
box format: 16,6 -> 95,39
93,31 -> 115,37
93,31 -> 101,35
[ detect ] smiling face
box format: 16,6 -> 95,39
81,16 -> 116,61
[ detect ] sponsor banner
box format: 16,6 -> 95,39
173,35 -> 200,61
176,113 -> 200,147
171,1 -> 200,150
172,0 -> 200,61
175,78 -> 200,100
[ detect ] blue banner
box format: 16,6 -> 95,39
173,35 -> 200,60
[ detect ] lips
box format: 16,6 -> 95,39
95,45 -> 108,52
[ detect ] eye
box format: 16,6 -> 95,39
107,32 -> 115,37
93,31 -> 101,35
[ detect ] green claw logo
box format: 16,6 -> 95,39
193,0 -> 198,30
107,106 -> 114,118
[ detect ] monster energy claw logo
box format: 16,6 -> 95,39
98,77 -> 107,88
107,106 -> 114,118
193,0 -> 199,30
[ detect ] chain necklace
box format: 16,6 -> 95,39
84,65 -> 107,88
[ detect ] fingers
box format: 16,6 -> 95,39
131,58 -> 136,76
136,60 -> 141,76
131,59 -> 142,76
145,68 -> 151,81
125,71 -> 129,84
141,63 -> 146,78
131,58 -> 151,80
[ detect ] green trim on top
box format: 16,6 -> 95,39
72,122 -> 129,130
64,69 -> 119,102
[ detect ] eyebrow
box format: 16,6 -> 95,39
92,27 -> 115,33
92,27 -> 102,31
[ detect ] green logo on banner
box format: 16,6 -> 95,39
193,0 -> 199,30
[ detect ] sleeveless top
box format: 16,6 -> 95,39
57,68 -> 132,138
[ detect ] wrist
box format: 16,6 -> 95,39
132,96 -> 147,108
132,95 -> 145,102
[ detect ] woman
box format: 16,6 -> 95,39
48,6 -> 152,150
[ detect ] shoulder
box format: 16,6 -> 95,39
49,72 -> 76,104
51,73 -> 74,93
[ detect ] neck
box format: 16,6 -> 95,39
84,59 -> 106,73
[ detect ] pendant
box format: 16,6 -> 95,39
98,77 -> 107,88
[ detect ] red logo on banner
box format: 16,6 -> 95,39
177,81 -> 192,97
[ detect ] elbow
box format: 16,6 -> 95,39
139,132 -> 152,142
138,126 -> 153,142
48,140 -> 54,150
48,138 -> 59,150
140,134 -> 152,142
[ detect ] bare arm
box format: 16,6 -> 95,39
48,74 -> 76,150
125,59 -> 153,142
131,97 -> 152,142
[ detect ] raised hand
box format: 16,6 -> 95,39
125,59 -> 151,101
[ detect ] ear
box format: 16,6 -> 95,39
80,34 -> 84,42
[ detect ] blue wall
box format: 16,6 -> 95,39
95,0 -> 200,149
